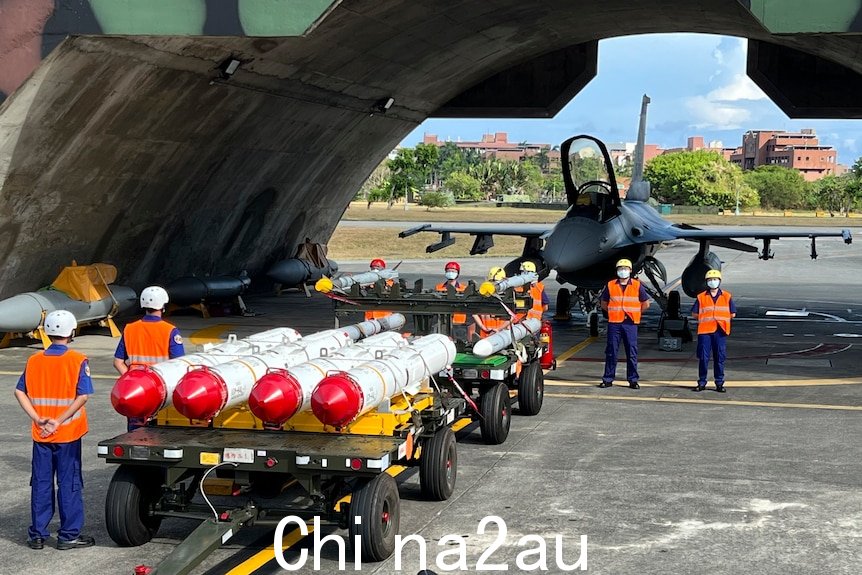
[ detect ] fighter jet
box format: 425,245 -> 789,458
400,95 -> 852,334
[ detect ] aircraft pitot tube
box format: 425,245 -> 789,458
314,269 -> 399,294
478,271 -> 538,297
111,327 -> 303,421
248,332 -> 408,426
171,314 -> 405,421
472,318 -> 542,357
311,334 -> 457,427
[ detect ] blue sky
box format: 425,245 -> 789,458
402,34 -> 862,165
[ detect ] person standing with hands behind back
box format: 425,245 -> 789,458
599,259 -> 650,389
692,269 -> 736,393
15,310 -> 95,550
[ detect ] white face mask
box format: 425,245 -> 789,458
445,271 -> 458,280
617,268 -> 631,279
707,279 -> 720,289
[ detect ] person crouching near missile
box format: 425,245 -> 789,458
599,259 -> 650,389
691,270 -> 736,393
473,266 -> 510,338
113,286 -> 185,430
14,310 -> 96,550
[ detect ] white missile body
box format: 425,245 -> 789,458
472,318 -> 542,357
315,269 -> 398,293
342,313 -> 405,340
479,272 -> 539,296
311,334 -> 457,427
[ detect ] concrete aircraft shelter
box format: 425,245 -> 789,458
1,0 -> 862,299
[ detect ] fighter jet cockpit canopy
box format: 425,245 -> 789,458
561,135 -> 621,223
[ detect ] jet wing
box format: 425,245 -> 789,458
399,223 -> 552,254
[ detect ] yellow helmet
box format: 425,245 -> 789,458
705,269 -> 722,280
616,258 -> 633,269
487,266 -> 505,281
520,261 -> 537,273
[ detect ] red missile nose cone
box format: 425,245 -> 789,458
249,372 -> 303,425
311,374 -> 364,427
172,369 -> 227,421
111,369 -> 166,419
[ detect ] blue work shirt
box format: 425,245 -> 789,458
17,344 -> 94,396
690,288 -> 737,315
114,314 -> 185,360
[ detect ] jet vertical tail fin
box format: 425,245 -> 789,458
626,94 -> 651,202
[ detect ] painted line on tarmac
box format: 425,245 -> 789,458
544,378 -> 862,388
226,417 -> 474,574
556,336 -> 597,365
546,392 -> 862,411
188,324 -> 238,345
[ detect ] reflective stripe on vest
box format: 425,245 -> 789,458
526,283 -> 545,320
124,319 -> 176,366
696,290 -> 733,335
24,350 -> 88,443
607,279 -> 643,324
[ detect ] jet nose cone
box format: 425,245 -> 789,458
543,218 -> 604,273
311,374 -> 363,427
248,372 -> 303,425
111,369 -> 166,419
0,293 -> 46,332
173,370 -> 227,421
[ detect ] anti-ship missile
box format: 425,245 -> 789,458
267,258 -> 339,287
110,327 -> 302,421
315,269 -> 398,294
0,287 -> 137,333
311,333 -> 456,427
165,273 -> 251,306
248,331 -> 407,426
172,314 -> 407,421
478,271 -> 538,297
472,318 -> 542,357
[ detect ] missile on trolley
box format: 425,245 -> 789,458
267,257 -> 339,286
478,271 -> 539,297
172,315 -> 406,421
111,327 -> 303,420
0,286 -> 138,333
311,333 -> 457,427
472,318 -> 542,357
314,269 -> 399,294
248,331 -> 408,426
165,273 -> 251,307
341,313 -> 405,340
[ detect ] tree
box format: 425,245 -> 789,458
414,143 -> 439,187
812,173 -> 862,214
385,148 -> 419,208
444,170 -> 483,201
419,190 -> 455,209
744,165 -> 808,209
644,150 -> 759,209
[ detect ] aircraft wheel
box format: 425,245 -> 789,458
105,465 -> 164,547
518,361 -> 544,416
349,473 -> 400,562
419,427 -> 457,501
554,288 -> 572,321
480,383 -> 511,445
589,311 -> 599,337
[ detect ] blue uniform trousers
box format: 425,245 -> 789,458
29,440 -> 84,541
697,330 -> 727,386
602,322 -> 639,384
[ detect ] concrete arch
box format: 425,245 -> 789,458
1,0 -> 861,297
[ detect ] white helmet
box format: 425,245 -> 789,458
140,286 -> 169,310
44,310 -> 77,337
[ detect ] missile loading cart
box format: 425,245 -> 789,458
331,276 -> 550,445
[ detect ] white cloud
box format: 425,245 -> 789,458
707,74 -> 767,102
685,95 -> 751,130
843,138 -> 857,154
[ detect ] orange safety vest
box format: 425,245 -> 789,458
364,279 -> 395,321
436,281 -> 467,324
526,282 -> 545,321
607,279 -> 643,324
24,350 -> 89,443
124,319 -> 176,365
477,315 -> 507,338
696,290 -> 733,335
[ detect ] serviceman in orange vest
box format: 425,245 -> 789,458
14,310 -> 96,550
473,266 -> 510,338
691,269 -> 736,393
365,258 -> 395,321
113,285 -> 185,430
517,261 -> 548,321
599,258 -> 650,389
436,261 -> 468,329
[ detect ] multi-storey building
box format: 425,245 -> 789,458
729,129 -> 839,181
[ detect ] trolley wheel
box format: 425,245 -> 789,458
589,311 -> 599,337
349,473 -> 400,562
555,288 -> 572,320
105,465 -> 164,547
480,382 -> 511,445
518,361 -> 544,416
419,427 -> 457,501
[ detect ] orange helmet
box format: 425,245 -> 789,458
370,258 -> 386,270
445,261 -> 460,272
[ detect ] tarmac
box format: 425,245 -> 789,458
0,236 -> 860,575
